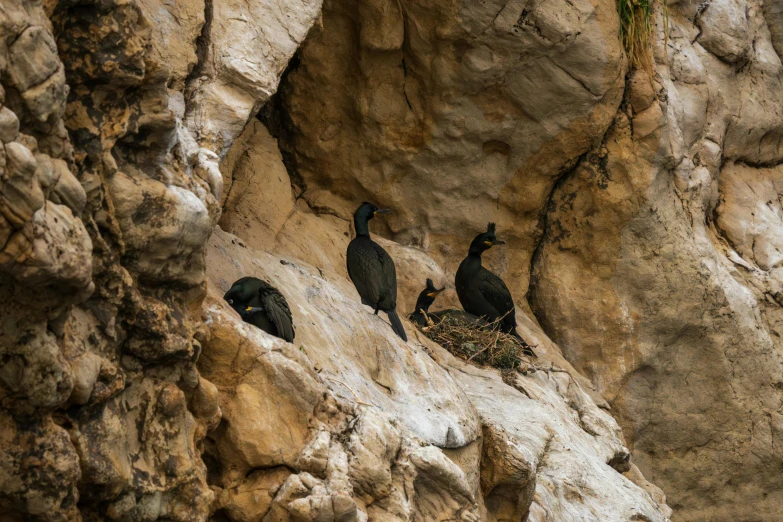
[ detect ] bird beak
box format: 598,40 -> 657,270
493,239 -> 506,245
427,292 -> 437,298
243,306 -> 264,313
374,209 -> 391,215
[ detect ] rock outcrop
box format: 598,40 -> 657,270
262,0 -> 627,301
203,226 -> 670,521
0,0 -> 314,519
527,1 -> 783,520
222,0 -> 783,520
3,0 -> 780,519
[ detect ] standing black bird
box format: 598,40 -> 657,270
347,202 -> 407,341
455,223 -> 536,357
224,276 -> 295,343
410,278 -> 490,328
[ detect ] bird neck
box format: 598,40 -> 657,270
414,297 -> 432,313
467,247 -> 484,260
354,215 -> 371,237
461,252 -> 483,274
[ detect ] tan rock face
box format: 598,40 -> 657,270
5,0 -> 778,518
214,0 -> 783,519
263,0 -> 627,299
207,227 -> 482,448
203,228 -> 670,521
0,0 -> 312,519
528,0 -> 783,519
184,0 -> 323,158
219,120 -> 297,251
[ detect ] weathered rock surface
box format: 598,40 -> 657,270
212,0 -> 783,519
184,0 -> 323,157
5,0 -> 779,518
0,0 -> 306,519
262,0 -> 627,300
527,1 -> 783,520
203,226 -> 670,521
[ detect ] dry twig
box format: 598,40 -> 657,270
414,312 -> 535,370
324,376 -> 374,407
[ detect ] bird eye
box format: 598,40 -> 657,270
228,299 -> 233,304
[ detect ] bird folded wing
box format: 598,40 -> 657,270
262,292 -> 295,343
375,245 -> 398,305
478,272 -> 514,315
354,248 -> 384,304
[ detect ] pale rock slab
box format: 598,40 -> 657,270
697,0 -> 751,63
206,226 -> 482,449
136,0 -> 205,89
203,226 -> 671,521
185,0 -> 324,157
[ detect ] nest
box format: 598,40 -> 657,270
415,312 -> 535,370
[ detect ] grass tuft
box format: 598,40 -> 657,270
618,0 -> 668,73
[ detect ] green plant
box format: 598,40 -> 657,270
618,0 -> 667,72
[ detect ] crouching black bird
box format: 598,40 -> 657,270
455,223 -> 536,357
409,278 -> 445,327
347,202 -> 407,341
224,276 -> 295,343
410,278 -> 490,328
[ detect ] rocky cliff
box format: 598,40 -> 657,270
0,0 -> 779,521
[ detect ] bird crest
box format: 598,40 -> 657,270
486,222 -> 496,233
426,278 -> 436,290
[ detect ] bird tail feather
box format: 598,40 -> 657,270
387,310 -> 408,342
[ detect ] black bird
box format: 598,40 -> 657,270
409,278 -> 445,327
224,276 -> 295,343
347,202 -> 407,341
410,278 -> 491,328
455,222 -> 536,357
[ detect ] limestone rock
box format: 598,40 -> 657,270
218,467 -> 292,522
184,0 -> 324,157
107,169 -> 213,286
2,141 -> 44,226
50,161 -> 86,214
6,0 -> 782,518
202,227 -> 671,521
764,0 -> 783,59
716,163 -> 783,271
528,1 -> 783,519
0,202 -> 93,306
218,122 -> 459,314
697,0 -> 751,63
0,0 -> 240,518
200,299 -> 324,485
137,0 -> 205,90
219,120 -> 296,250
0,106 -> 19,142
0,412 -> 81,521
206,226 -> 482,449
263,0 -> 626,301
68,349 -> 104,406
7,26 -> 60,93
